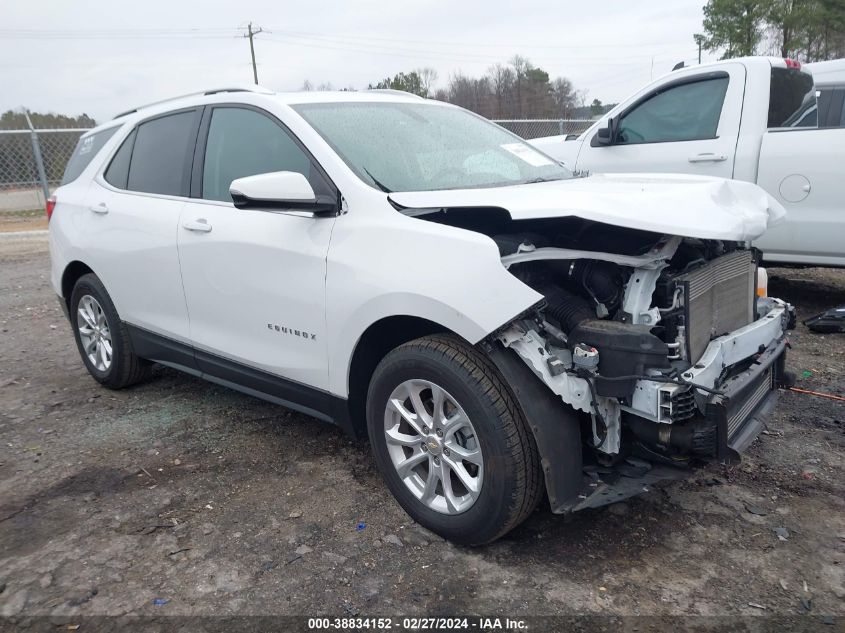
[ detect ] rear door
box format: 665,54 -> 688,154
87,109 -> 201,345
574,65 -> 746,179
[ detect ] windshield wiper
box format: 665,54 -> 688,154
524,176 -> 562,184
363,167 -> 392,193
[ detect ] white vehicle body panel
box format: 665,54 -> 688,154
389,173 -> 784,242
531,57 -> 845,267
177,199 -> 336,390
806,59 -> 845,86
754,127 -> 845,265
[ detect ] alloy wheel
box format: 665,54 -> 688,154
383,379 -> 484,514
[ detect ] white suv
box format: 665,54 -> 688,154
50,86 -> 793,544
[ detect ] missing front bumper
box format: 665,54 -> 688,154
706,336 -> 788,461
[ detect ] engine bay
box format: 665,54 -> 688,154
483,217 -> 771,463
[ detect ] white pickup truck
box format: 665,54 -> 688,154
532,57 -> 845,268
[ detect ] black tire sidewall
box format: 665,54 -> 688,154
367,343 -> 523,545
70,274 -> 126,387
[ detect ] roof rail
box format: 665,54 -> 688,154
113,85 -> 275,120
366,89 -> 425,99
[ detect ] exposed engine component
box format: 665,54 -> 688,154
569,320 -> 671,398
625,415 -> 718,458
547,259 -> 624,316
541,286 -> 595,333
491,219 -> 777,462
572,343 -> 599,372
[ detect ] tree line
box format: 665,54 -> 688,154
304,56 -> 607,120
699,0 -> 845,60
0,110 -> 96,130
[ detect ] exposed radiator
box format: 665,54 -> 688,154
677,250 -> 756,362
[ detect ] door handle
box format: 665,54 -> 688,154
688,153 -> 728,163
89,203 -> 109,214
182,218 -> 212,233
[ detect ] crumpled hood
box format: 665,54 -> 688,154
389,173 -> 786,242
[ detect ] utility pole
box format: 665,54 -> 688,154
244,22 -> 263,84
694,34 -> 704,64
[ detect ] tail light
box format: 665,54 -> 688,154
46,195 -> 56,222
784,58 -> 801,70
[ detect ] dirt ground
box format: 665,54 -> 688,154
0,232 -> 843,626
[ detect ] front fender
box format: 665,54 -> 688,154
324,214 -> 542,397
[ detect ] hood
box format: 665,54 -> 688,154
388,173 -> 786,242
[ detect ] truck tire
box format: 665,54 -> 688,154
366,334 -> 542,545
70,273 -> 152,389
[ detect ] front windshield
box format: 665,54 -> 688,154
293,101 -> 571,192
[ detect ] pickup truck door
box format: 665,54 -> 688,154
574,64 -> 747,179
753,127 -> 845,267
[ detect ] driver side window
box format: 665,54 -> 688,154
617,76 -> 729,144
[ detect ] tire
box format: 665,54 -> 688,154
69,273 -> 151,389
367,334 -> 542,545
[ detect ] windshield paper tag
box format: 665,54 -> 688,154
500,143 -> 554,167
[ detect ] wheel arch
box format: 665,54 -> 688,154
345,315 -> 463,437
61,260 -> 96,310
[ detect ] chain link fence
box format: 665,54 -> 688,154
0,128 -> 89,214
493,119 -> 594,140
0,119 -> 591,215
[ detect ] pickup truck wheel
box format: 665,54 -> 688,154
70,273 -> 151,389
367,334 -> 542,545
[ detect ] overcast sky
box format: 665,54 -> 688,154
1,0 -> 718,124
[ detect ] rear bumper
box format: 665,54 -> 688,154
706,335 -> 787,461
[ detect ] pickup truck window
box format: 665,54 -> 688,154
816,87 -> 845,127
768,68 -> 816,128
616,77 -> 729,144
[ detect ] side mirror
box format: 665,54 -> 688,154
229,171 -> 336,215
592,117 -> 619,147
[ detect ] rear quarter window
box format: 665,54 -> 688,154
768,68 -> 816,128
60,127 -> 119,185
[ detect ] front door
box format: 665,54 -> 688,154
177,105 -> 337,393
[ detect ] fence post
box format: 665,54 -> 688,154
559,120 -> 564,136
24,111 -> 50,204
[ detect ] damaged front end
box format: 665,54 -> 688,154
488,222 -> 793,512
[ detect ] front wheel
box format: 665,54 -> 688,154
366,334 -> 542,545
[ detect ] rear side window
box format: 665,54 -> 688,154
124,111 -> 197,196
617,76 -> 729,144
768,68 -> 816,127
61,127 -> 118,185
104,129 -> 135,189
201,107 -> 311,202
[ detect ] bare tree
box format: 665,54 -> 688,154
301,79 -> 314,91
550,77 -> 577,119
509,55 -> 530,117
489,64 -> 515,118
415,67 -> 439,97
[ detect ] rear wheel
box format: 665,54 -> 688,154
367,334 -> 542,545
70,274 -> 151,389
